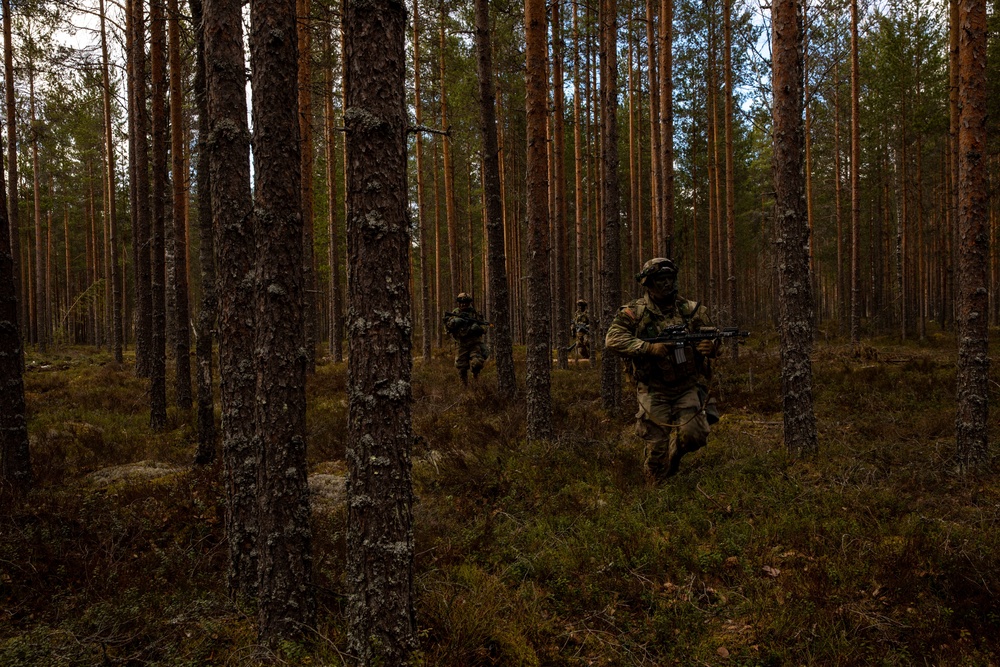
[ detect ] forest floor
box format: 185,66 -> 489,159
2,328 -> 999,666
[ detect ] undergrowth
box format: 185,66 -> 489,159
1,332 -> 998,665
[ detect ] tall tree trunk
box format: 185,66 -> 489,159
131,0 -> 153,377
343,0 -> 416,662
645,0 -> 660,249
298,0 -> 317,374
724,0 -> 737,351
833,51 -> 844,332
249,0 -> 315,642
525,0 -> 553,439
190,0 -> 217,463
324,21 -> 344,363
413,0 -> 431,362
850,0 -> 861,348
945,0 -> 958,330
168,0 -> 191,402
955,0 -> 989,467
0,128 -> 30,491
2,0 -> 20,336
573,1 -> 584,302
599,0 -> 621,410
552,0 -> 569,369
475,0 -> 516,398
440,1 -> 461,297
658,0 -> 673,257
29,63 -> 44,350
150,0 -> 168,429
204,0 -> 257,598
772,0 -> 817,455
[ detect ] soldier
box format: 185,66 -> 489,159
443,292 -> 490,385
572,299 -> 591,360
605,258 -> 720,483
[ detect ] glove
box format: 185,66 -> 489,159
648,342 -> 671,358
696,339 -> 717,356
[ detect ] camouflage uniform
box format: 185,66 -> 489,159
605,293 -> 716,481
572,310 -> 591,359
444,304 -> 490,381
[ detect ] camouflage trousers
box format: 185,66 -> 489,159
575,332 -> 591,359
455,339 -> 489,375
634,386 -> 709,482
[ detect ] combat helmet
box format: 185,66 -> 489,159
576,299 -> 588,308
456,292 -> 473,304
636,257 -> 678,286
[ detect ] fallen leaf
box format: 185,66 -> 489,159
717,646 -> 730,658
763,565 -> 781,577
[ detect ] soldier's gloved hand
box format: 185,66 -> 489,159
648,342 -> 671,358
696,339 -> 717,356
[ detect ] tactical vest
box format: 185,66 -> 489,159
629,297 -> 701,384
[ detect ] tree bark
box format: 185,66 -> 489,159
724,0 -> 737,352
772,0 -> 817,455
525,0 -> 553,440
150,0 -> 168,430
474,0 -> 516,398
850,0 -> 861,348
29,63 -> 44,350
190,0 -> 218,463
955,0 -> 989,468
343,0 -> 417,662
413,0 -> 432,362
553,0 -> 569,369
573,0 -> 585,302
168,0 -> 192,403
599,0 -> 621,410
645,0 -> 660,249
203,0 -> 257,598
2,0 -> 20,337
249,0 -> 315,642
0,129 -> 30,491
324,21 -> 344,363
130,0 -> 153,378
658,0 -> 673,257
440,0 -> 461,297
298,0 -> 317,373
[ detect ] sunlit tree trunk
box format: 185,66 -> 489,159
168,0 -> 191,400
324,22 -> 344,363
955,0 -> 989,467
772,0 -> 817,455
344,0 -> 416,661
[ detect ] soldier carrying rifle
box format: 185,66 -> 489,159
443,293 -> 491,385
605,258 -> 748,483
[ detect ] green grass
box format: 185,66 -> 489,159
1,333 -> 998,665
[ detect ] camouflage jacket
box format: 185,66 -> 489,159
572,312 -> 591,334
444,307 -> 487,341
605,294 -> 714,394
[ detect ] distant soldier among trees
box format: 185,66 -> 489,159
444,292 -> 490,385
605,258 -> 720,482
571,298 -> 591,360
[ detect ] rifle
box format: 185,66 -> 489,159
443,312 -> 493,335
640,325 -> 750,355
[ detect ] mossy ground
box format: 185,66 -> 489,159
1,331 -> 998,665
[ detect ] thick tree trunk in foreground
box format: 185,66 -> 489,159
204,0 -> 257,598
249,0 -> 315,642
525,0 -> 553,440
955,0 -> 989,468
772,0 -> 817,455
168,0 -> 192,405
0,132 -> 30,491
474,0 -> 516,399
599,0 -> 621,410
344,0 -> 417,663
190,0 -> 217,463
149,0 -> 168,430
